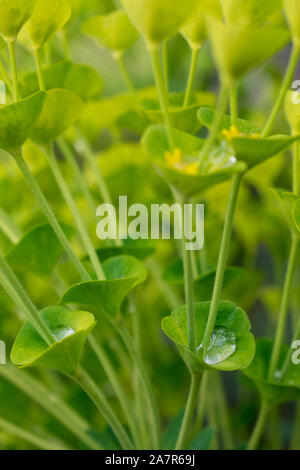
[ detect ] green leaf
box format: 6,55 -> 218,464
197,107 -> 261,134
243,338 -> 300,407
231,135 -> 300,170
142,125 -> 246,197
30,89 -> 84,145
0,91 -> 45,152
162,410 -> 184,450
188,427 -> 214,450
162,300 -> 255,373
208,19 -> 290,85
27,0 -> 71,48
61,255 -> 148,318
146,105 -> 202,135
6,223 -> 73,278
0,0 -> 36,40
21,61 -> 103,102
221,0 -> 282,29
181,0 -> 222,49
272,188 -> 300,236
121,0 -> 198,44
81,10 -> 138,54
93,244 -> 155,263
285,90 -> 300,134
11,306 -> 96,375
283,0 -> 300,46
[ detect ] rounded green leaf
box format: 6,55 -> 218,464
221,0 -> 282,29
21,61 -> 103,102
162,300 -> 255,373
273,188 -> 300,236
27,0 -> 71,48
0,91 -> 45,152
6,223 -> 73,278
181,0 -> 222,49
11,306 -> 96,375
91,244 -> 155,263
81,10 -> 139,54
0,0 -> 36,41
61,255 -> 148,318
146,105 -> 202,135
208,19 -> 290,85
243,339 -> 300,407
142,124 -> 246,197
121,0 -> 198,44
283,0 -> 300,46
30,88 -> 84,145
197,107 -> 262,134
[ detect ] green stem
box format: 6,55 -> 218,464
162,39 -> 169,95
229,85 -> 238,127
12,150 -> 90,281
214,372 -> 234,450
33,46 -> 45,90
88,335 -> 141,449
0,57 -> 13,96
116,53 -> 137,101
0,365 -> 102,450
194,371 -> 209,435
56,137 -> 97,217
7,40 -> 19,101
45,146 -> 106,281
293,141 -> 300,195
182,232 -> 196,352
175,373 -> 202,450
0,253 -> 55,345
0,416 -> 70,450
268,237 -> 299,380
247,403 -> 269,450
73,367 -> 134,450
0,208 -> 22,243
201,173 -> 243,351
112,321 -> 161,449
183,48 -> 200,108
149,44 -> 174,150
262,44 -> 300,138
199,85 -> 228,167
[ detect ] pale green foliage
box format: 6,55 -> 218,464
181,0 -> 222,49
283,0 -> 300,46
27,0 -> 71,48
221,0 -> 282,28
0,0 -> 37,40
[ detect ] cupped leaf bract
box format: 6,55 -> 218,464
0,0 -> 36,41
61,255 -> 148,318
11,306 -> 96,375
30,89 -> 84,145
6,223 -> 73,278
243,338 -> 300,407
27,0 -> 71,48
81,10 -> 138,54
283,0 -> 300,46
221,0 -> 282,29
21,61 -> 103,102
0,91 -> 45,152
142,124 -> 246,197
121,0 -> 198,44
272,189 -> 300,236
162,300 -> 255,373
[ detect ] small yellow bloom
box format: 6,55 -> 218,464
165,147 -> 183,166
222,125 -> 240,142
164,148 -> 199,175
184,163 -> 199,175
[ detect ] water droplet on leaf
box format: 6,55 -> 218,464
199,327 -> 236,366
53,326 -> 75,341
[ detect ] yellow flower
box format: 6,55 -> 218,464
222,125 -> 240,142
164,148 -> 199,175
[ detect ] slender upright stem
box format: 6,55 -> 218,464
7,40 -> 19,101
201,173 -> 243,351
199,85 -> 228,167
183,48 -> 200,108
182,230 -> 196,352
149,44 -> 174,150
116,53 -> 137,102
33,46 -> 45,90
56,137 -> 97,217
73,367 -> 134,450
268,237 -> 299,380
45,146 -> 106,280
0,208 -> 21,243
162,39 -> 169,95
230,85 -> 238,127
293,141 -> 300,195
262,44 -> 300,138
0,254 -> 55,345
175,373 -> 202,450
12,150 -> 90,281
247,403 -> 269,450
0,416 -> 70,450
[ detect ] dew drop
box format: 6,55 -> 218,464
53,326 -> 75,341
200,327 -> 237,366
